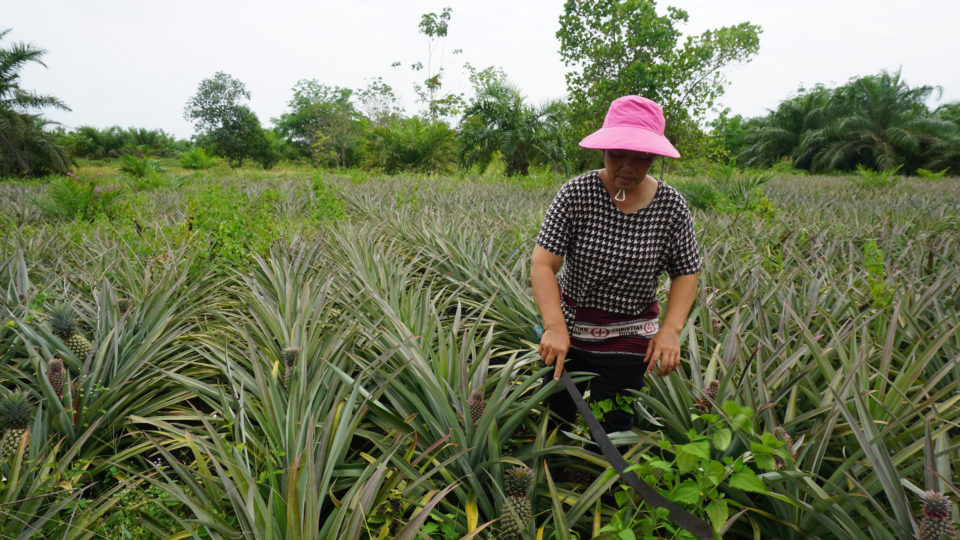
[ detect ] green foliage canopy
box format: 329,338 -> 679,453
557,0 -> 761,164
273,80 -> 365,167
184,72 -> 275,168
458,81 -> 566,176
738,70 -> 960,174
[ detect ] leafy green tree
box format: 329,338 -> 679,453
199,105 -> 273,168
557,0 -> 761,165
708,109 -> 753,161
392,7 -> 465,122
184,72 -> 250,134
184,72 -> 273,167
356,77 -> 402,126
458,81 -> 566,176
274,80 -> 365,168
0,28 -> 71,177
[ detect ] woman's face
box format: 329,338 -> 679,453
603,149 -> 656,190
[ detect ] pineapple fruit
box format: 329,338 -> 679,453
500,465 -> 534,538
919,491 -> 957,540
282,347 -> 300,388
466,389 -> 485,423
48,357 -> 67,399
694,380 -> 719,412
0,389 -> 35,458
49,304 -> 92,359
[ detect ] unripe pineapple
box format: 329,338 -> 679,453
281,347 -> 300,388
466,389 -> 485,423
49,304 -> 92,359
48,357 -> 67,399
919,491 -> 957,540
500,464 -> 534,537
500,495 -> 532,538
0,390 -> 35,458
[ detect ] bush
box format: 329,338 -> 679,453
848,164 -> 902,189
117,155 -> 164,178
364,117 -> 456,174
32,172 -> 123,221
178,147 -> 217,170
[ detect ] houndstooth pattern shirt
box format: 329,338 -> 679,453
536,170 -> 702,326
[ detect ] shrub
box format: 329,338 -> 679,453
364,117 -> 455,174
178,147 -> 217,169
32,172 -> 122,221
916,167 -> 949,179
671,179 -> 727,212
117,155 -> 163,178
848,164 -> 903,188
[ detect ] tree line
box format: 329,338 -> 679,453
3,1 -> 959,179
713,70 -> 960,175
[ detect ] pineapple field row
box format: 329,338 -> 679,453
0,165 -> 958,539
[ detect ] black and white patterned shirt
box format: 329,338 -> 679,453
536,170 -> 702,327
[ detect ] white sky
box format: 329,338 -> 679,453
7,0 -> 960,139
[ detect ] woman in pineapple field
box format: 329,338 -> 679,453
532,95 -> 702,432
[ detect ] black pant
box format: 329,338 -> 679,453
543,352 -> 647,432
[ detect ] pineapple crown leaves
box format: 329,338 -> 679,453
48,303 -> 80,337
921,490 -> 953,518
0,389 -> 36,429
281,346 -> 301,364
503,464 -> 534,498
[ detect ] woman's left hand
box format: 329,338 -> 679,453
645,328 -> 681,376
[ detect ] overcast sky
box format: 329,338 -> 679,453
7,1 -> 959,139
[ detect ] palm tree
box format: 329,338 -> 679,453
803,71 -> 957,173
458,82 -> 566,176
0,28 -> 71,177
738,85 -> 831,169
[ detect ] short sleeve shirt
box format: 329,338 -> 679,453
535,170 -> 702,324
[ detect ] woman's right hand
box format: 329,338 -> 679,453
539,327 -> 570,381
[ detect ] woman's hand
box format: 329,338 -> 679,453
645,328 -> 681,376
539,326 -> 570,381
647,273 -> 698,376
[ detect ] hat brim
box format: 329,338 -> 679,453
579,126 -> 681,158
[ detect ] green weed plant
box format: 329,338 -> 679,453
850,164 -> 903,189
32,172 -> 123,221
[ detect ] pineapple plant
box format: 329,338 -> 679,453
500,465 -> 534,538
47,357 -> 67,399
0,389 -> 35,458
466,389 -> 485,423
281,347 -> 300,388
49,304 -> 92,359
694,380 -> 719,412
919,491 -> 957,540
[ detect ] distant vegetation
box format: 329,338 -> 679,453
712,70 -> 960,175
3,0 -> 959,181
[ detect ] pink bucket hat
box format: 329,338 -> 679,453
578,96 -> 681,158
